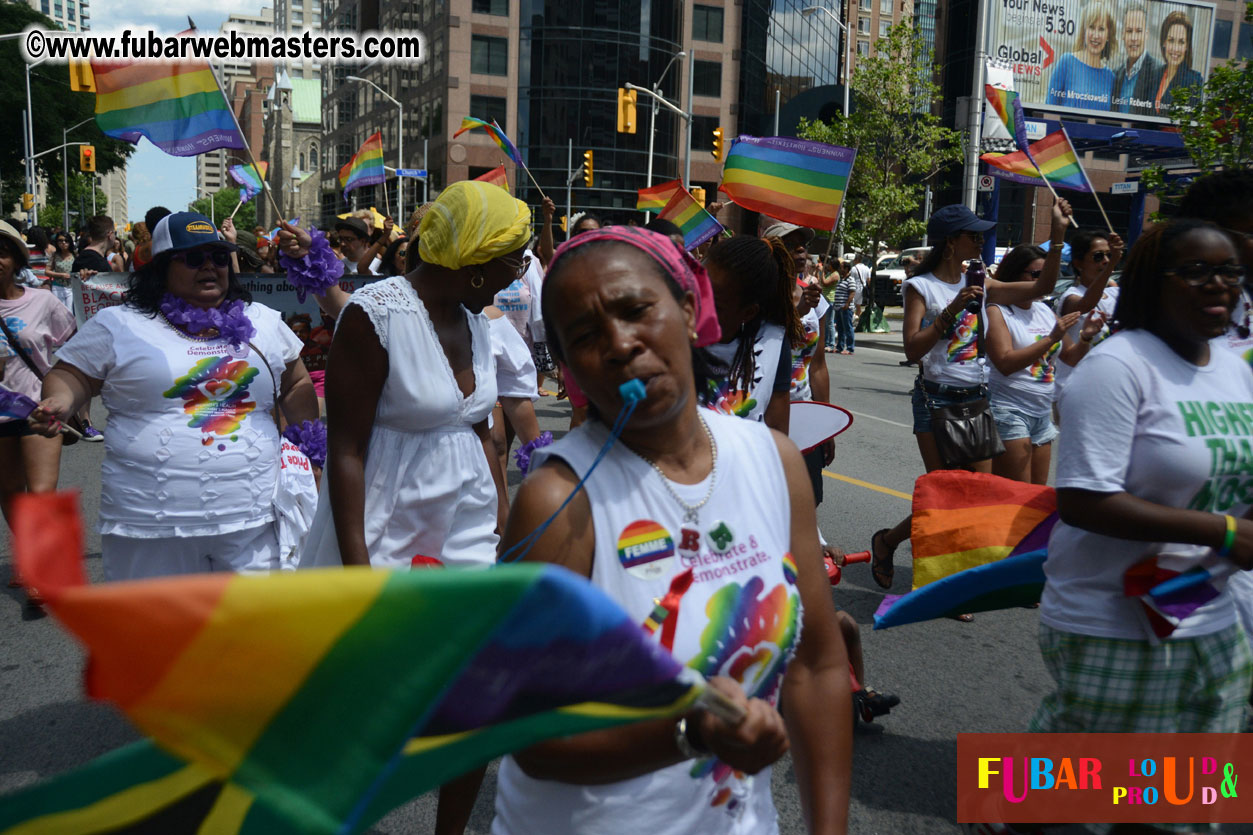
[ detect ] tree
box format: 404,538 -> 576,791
798,21 -> 963,308
41,173 -> 107,233
189,189 -> 258,233
1141,2 -> 1253,210
1,2 -> 134,219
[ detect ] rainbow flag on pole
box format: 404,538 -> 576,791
454,117 -> 525,168
91,37 -> 243,157
659,187 -> 724,250
983,85 -> 1031,154
0,492 -> 704,834
474,164 -> 510,192
873,472 -> 1058,629
981,130 -> 1092,193
228,162 -> 269,203
339,132 -> 386,198
637,179 -> 682,213
719,136 -> 857,231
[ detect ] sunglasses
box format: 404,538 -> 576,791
1089,251 -> 1111,262
175,249 -> 232,268
1026,268 -> 1043,278
1165,261 -> 1246,287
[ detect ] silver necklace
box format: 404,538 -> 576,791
634,416 -> 718,525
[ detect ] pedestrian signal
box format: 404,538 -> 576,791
617,88 -> 637,134
583,151 -> 593,188
712,127 -> 725,161
80,145 -> 96,173
21,194 -> 33,211
691,187 -> 706,207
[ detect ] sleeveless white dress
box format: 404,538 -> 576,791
493,410 -> 802,835
299,277 -> 499,569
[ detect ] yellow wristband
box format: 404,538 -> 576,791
1218,514 -> 1238,558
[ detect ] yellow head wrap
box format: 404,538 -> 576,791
417,181 -> 532,269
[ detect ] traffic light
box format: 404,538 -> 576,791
80,145 -> 96,173
616,87 -> 637,134
21,193 -> 33,211
583,150 -> 593,188
712,127 -> 725,161
68,58 -> 96,92
691,187 -> 706,207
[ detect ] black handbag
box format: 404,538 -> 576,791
924,301 -> 1004,468
0,314 -> 93,446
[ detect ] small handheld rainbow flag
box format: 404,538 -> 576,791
981,130 -> 1091,193
228,162 -> 268,203
339,132 -> 386,198
637,179 -> 682,213
474,164 -> 510,191
984,85 -> 1031,155
91,33 -> 243,157
658,187 -> 724,250
454,117 -> 525,168
720,136 -> 857,231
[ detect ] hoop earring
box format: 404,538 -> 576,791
470,270 -> 485,289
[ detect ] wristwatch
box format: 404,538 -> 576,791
674,716 -> 709,759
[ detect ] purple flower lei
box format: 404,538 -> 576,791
278,228 -> 345,303
512,431 -> 554,477
160,294 -> 257,348
283,419 -> 327,468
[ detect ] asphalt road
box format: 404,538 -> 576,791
2,330 -> 1248,834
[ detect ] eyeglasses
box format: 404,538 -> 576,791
1164,261 -> 1247,287
1026,269 -> 1044,278
1089,251 -> 1111,262
174,249 -> 231,268
498,254 -> 532,278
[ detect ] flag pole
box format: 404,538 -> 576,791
228,198 -> 244,220
1026,167 -> 1079,228
1062,128 -> 1112,233
203,55 -> 283,225
518,160 -> 547,203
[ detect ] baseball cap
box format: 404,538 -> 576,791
926,205 -> 997,239
761,219 -> 815,244
151,212 -> 236,257
0,220 -> 28,265
334,217 -> 370,239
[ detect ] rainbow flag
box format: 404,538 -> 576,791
1,493 -> 703,834
474,164 -> 510,191
981,130 -> 1091,193
719,135 -> 857,231
873,472 -> 1058,629
453,117 -> 525,168
983,85 -> 1031,154
637,179 -> 682,213
658,187 -> 724,250
228,162 -> 269,203
339,132 -> 386,198
91,36 -> 243,156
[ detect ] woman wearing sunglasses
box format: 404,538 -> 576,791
29,212 -> 319,580
1053,227 -> 1124,394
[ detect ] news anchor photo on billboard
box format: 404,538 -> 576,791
987,0 -> 1215,121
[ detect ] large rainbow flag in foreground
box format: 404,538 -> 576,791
0,493 -> 703,834
873,471 -> 1057,629
338,132 -> 386,198
658,186 -> 724,250
637,179 -> 682,213
719,136 -> 857,231
981,130 -> 1092,193
92,36 -> 244,157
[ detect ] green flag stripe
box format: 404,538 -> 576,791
95,92 -> 230,132
724,156 -> 848,191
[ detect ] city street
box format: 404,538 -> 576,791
0,330 -> 1241,834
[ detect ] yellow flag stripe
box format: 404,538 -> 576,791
721,168 -> 843,206
95,70 -> 220,114
195,781 -> 254,834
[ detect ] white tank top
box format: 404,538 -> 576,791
1054,282 -> 1119,394
903,272 -> 986,386
988,302 -> 1060,417
700,322 -> 786,422
493,411 -> 801,835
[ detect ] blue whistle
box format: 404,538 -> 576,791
619,379 -> 647,403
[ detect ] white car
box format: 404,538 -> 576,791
875,253 -> 907,306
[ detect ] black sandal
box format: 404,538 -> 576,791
870,529 -> 895,590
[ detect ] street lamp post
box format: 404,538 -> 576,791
63,117 -> 94,231
25,57 -> 48,225
347,74 -> 403,223
645,50 -> 686,188
801,5 -> 852,120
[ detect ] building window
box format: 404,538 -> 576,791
859,0 -> 872,10
693,60 -> 721,97
1212,18 -> 1232,58
857,39 -> 871,55
858,16 -> 871,33
470,94 -> 507,126
1239,23 -> 1253,60
693,5 -> 724,42
471,0 -> 507,13
293,12 -> 303,25
881,0 -> 893,14
309,145 -> 318,168
879,19 -> 889,37
692,115 -> 720,150
40,0 -> 49,12
471,35 -> 508,75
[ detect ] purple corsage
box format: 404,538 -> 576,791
283,419 -> 327,468
513,431 -> 554,477
278,228 -> 345,302
160,294 -> 257,348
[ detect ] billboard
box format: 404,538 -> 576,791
986,0 -> 1216,122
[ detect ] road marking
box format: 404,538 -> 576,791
844,408 -> 914,430
822,470 -> 912,501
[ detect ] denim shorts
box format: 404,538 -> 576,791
991,403 -> 1058,446
910,378 -> 986,434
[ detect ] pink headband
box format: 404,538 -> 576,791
547,226 -> 722,348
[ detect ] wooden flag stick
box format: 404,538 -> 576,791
204,59 -> 283,225
1025,166 -> 1079,229
519,160 -> 547,203
1060,128 -> 1110,233
228,198 -> 244,220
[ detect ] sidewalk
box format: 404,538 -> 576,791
848,306 -> 904,354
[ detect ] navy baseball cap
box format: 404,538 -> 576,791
151,212 -> 237,257
926,205 -> 997,239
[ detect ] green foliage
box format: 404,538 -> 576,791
1143,2 -> 1253,215
41,172 -> 108,232
798,21 -> 962,281
190,189 -> 258,232
1,2 -> 134,216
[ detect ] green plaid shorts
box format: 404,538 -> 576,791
1030,623 -> 1253,733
